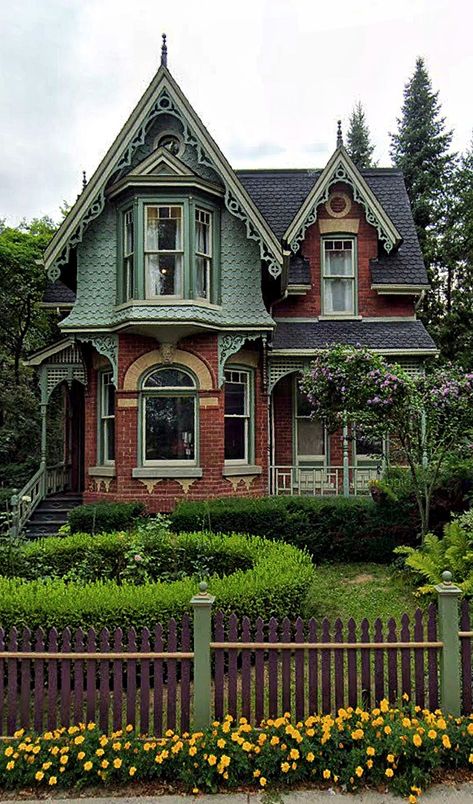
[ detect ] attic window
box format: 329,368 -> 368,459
153,132 -> 183,156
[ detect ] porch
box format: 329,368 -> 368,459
270,463 -> 381,496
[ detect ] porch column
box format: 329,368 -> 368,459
342,417 -> 350,497
39,367 -> 48,496
421,409 -> 429,469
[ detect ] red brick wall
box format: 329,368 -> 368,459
273,375 -> 293,464
276,182 -> 415,319
83,334 -> 269,512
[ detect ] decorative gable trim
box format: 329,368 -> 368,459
283,147 -> 402,255
45,67 -> 283,281
131,146 -> 194,177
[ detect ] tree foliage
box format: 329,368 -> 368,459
300,346 -> 473,536
346,102 -> 376,168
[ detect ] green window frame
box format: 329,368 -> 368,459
321,235 -> 357,316
139,366 -> 198,466
117,196 -> 220,305
224,367 -> 254,465
293,379 -> 327,466
98,370 -> 115,465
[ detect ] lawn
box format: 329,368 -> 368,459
304,562 -> 423,624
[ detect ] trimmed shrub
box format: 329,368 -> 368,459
170,495 -> 418,563
68,501 -> 146,534
0,533 -> 314,631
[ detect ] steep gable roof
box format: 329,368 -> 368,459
282,146 -> 402,255
45,65 -> 283,280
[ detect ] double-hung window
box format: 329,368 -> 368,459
295,385 -> 326,465
195,208 -> 212,300
323,237 -> 356,315
99,371 -> 115,464
142,367 -> 196,464
145,205 -> 183,297
224,369 -> 251,463
123,209 -> 134,300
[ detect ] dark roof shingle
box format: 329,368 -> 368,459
237,168 -> 428,286
272,320 -> 437,352
43,280 -> 76,305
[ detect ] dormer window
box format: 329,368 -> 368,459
145,205 -> 183,297
322,237 -> 356,315
119,199 -> 219,305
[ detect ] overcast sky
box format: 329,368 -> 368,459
1,0 -> 472,225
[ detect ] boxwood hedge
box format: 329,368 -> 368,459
170,495 -> 419,563
0,533 -> 314,631
68,501 -> 146,534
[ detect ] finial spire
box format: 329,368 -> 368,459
161,33 -> 168,67
82,170 -> 87,191
336,119 -> 343,148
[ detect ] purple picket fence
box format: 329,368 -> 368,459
0,618 -> 193,736
460,599 -> 473,714
212,606 -> 440,721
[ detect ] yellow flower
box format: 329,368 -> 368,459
87,722 -> 96,730
260,777 -> 267,787
387,754 -> 395,763
384,726 -> 392,735
323,769 -> 331,779
189,746 -> 197,757
220,755 -> 231,768
413,734 -> 422,748
428,729 -> 437,739
125,724 -> 134,733
96,747 -> 105,756
442,734 -> 451,749
242,741 -> 252,752
42,761 -> 52,770
112,741 -> 122,751
355,766 -> 364,777
385,768 -> 394,778
208,754 -> 217,766
4,746 -> 14,757
351,729 -> 364,740
60,755 -> 68,765
468,723 -> 473,736
366,746 -> 375,756
270,736 -> 279,746
49,776 -> 57,786
217,738 -> 226,749
6,761 -> 15,770
101,759 -> 109,768
306,752 -> 315,762
409,797 -> 417,804
74,735 -> 85,745
437,718 -> 447,730
84,761 -> 93,771
35,770 -> 44,781
380,699 -> 389,713
77,751 -> 85,760
367,759 -> 373,769
129,766 -> 136,776
253,769 -> 261,778
281,761 -> 290,773
289,748 -> 300,760
469,753 -> 473,764
192,788 -> 199,794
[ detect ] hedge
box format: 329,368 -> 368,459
0,534 -> 313,631
68,502 -> 146,535
170,495 -> 419,563
0,707 -> 470,799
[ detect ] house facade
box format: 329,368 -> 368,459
30,41 -> 436,512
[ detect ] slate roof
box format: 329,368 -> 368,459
237,168 -> 428,286
288,255 -> 311,285
271,320 -> 437,352
42,280 -> 76,305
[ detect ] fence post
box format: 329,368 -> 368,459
191,581 -> 215,730
436,571 -> 462,716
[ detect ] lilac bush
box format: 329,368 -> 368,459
300,346 -> 473,536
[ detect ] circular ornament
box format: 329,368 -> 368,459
153,131 -> 184,156
325,191 -> 352,218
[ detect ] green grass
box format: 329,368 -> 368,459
303,562 -> 423,624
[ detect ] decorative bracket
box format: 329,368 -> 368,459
218,332 -> 263,387
77,334 -> 119,386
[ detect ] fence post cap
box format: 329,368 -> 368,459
435,570 -> 462,595
190,580 -> 215,606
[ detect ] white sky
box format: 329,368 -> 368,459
1,0 -> 472,225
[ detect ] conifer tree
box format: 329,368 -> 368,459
346,102 -> 376,168
390,57 -> 454,270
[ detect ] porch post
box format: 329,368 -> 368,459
342,416 -> 350,497
39,367 -> 48,496
421,409 -> 429,469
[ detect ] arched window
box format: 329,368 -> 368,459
141,367 -> 197,464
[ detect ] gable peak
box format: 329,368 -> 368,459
336,119 -> 343,149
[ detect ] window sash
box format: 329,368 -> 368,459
195,208 -> 212,300
100,372 -> 115,464
142,393 -> 196,464
322,238 -> 355,315
144,205 -> 184,298
224,369 -> 251,463
123,210 -> 134,300
295,385 -> 326,461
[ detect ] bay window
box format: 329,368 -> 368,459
119,199 -> 219,304
224,369 -> 252,463
141,367 -> 196,464
99,370 -> 115,464
322,237 -> 356,315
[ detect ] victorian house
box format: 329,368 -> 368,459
24,38 -> 436,527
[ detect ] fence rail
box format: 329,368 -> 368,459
270,465 -> 380,496
0,575 -> 469,735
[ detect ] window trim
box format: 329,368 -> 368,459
195,207 -> 212,301
139,365 -> 199,467
144,203 -> 185,299
117,195 -> 220,305
224,366 -> 254,466
293,377 -> 328,466
321,234 -> 357,317
97,369 -> 115,466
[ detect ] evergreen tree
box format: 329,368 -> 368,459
390,57 -> 454,272
346,102 -> 376,168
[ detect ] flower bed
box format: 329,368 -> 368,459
1,703 -> 472,801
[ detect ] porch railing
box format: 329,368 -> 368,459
270,464 -> 381,496
7,462 -> 71,537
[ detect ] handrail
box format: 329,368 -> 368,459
210,641 -> 443,651
8,462 -> 72,537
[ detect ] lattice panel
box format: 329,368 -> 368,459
268,357 -> 308,392
45,365 -> 87,398
390,358 -> 425,377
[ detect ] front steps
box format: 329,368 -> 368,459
24,492 -> 83,538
